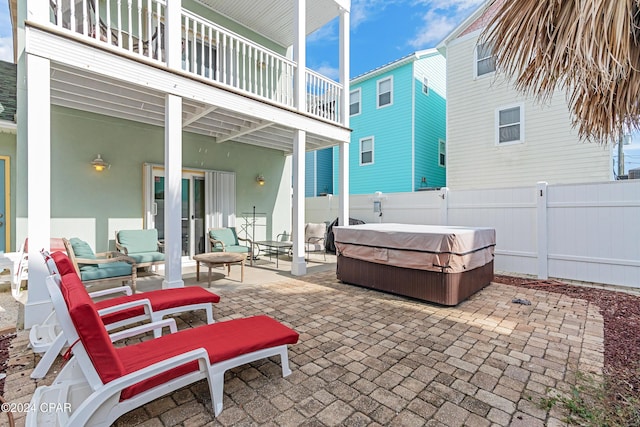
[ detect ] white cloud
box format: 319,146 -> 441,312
412,0 -> 484,11
311,63 -> 340,81
351,0 -> 403,29
407,0 -> 485,49
308,22 -> 338,44
0,37 -> 13,63
409,11 -> 458,48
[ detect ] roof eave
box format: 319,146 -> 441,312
436,0 -> 491,54
351,48 -> 440,84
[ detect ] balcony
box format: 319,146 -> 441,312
48,0 -> 344,125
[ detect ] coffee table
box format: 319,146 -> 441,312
193,252 -> 245,286
253,240 -> 293,268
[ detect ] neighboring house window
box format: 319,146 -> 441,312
475,42 -> 496,77
377,77 -> 393,108
496,104 -> 524,144
350,89 -> 361,116
423,77 -> 429,95
438,139 -> 446,167
360,137 -> 374,165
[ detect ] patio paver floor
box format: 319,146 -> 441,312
4,266 -> 604,426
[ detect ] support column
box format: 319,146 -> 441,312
293,0 -> 306,110
338,142 -> 349,225
338,7 -> 350,226
26,0 -> 49,21
165,0 -> 182,69
163,94 -> 184,288
24,54 -> 52,328
291,130 -> 306,276
291,0 -> 307,276
536,181 -> 548,279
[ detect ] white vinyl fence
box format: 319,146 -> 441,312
306,180 -> 640,289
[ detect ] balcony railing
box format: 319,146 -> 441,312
49,0 -> 343,125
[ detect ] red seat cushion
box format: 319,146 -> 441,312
51,251 -> 77,276
60,272 -> 126,384
95,287 -> 220,325
116,315 -> 299,400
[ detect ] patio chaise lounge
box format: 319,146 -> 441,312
29,251 -> 220,380
26,258 -> 299,425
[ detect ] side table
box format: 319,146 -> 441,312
193,252 -> 246,286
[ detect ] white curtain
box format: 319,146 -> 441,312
205,170 -> 236,230
143,163 -> 155,229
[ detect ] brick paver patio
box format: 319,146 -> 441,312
5,269 -> 604,426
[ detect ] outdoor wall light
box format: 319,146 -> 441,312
91,154 -> 110,171
256,174 -> 265,186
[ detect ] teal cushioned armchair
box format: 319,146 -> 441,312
208,227 -> 253,266
63,237 -> 137,291
115,229 -> 165,270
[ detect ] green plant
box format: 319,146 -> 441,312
538,372 -> 640,426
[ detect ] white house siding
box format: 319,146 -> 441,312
446,31 -> 612,190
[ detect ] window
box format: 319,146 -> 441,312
423,77 -> 429,95
360,137 -> 374,165
438,139 -> 446,167
475,42 -> 496,77
496,105 -> 524,144
350,89 -> 361,116
377,77 -> 393,108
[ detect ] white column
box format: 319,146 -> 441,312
339,8 -> 350,128
439,187 -> 449,225
338,8 -> 350,226
24,54 -> 52,328
26,0 -> 49,21
291,0 -> 307,275
338,142 -> 349,226
166,0 -> 182,69
291,130 -> 306,276
163,94 -> 184,288
536,181 -> 548,279
293,0 -> 306,110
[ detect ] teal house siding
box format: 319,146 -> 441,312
305,148 -> 333,196
315,50 -> 446,197
305,151 -> 316,197
347,64 -> 414,194
316,148 -> 333,195
414,54 -> 447,190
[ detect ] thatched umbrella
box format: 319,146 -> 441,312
483,0 -> 640,143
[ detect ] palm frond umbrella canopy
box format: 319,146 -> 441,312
482,0 -> 640,143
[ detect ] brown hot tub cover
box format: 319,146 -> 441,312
334,223 -> 495,273
333,224 -> 496,305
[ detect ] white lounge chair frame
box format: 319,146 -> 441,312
26,274 -> 293,426
29,251 -> 216,379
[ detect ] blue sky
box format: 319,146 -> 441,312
0,2 -> 11,62
307,0 -> 484,79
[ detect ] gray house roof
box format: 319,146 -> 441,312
0,60 -> 17,123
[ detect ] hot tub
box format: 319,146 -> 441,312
334,223 -> 495,306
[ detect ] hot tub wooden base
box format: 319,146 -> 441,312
337,255 -> 494,306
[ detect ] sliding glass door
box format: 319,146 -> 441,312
152,171 -> 206,258
144,164 -> 236,260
